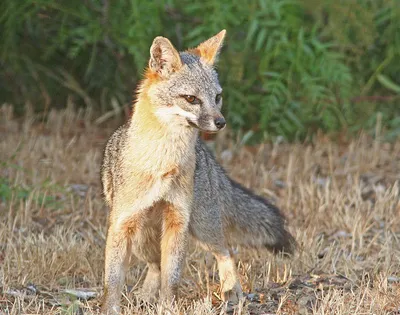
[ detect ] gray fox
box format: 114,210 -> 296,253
100,30 -> 295,314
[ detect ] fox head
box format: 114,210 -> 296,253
142,30 -> 227,133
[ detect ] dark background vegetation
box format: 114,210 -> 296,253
1,0 -> 399,142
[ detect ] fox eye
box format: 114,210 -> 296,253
215,94 -> 222,103
182,95 -> 199,104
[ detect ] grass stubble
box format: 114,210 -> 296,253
0,104 -> 399,314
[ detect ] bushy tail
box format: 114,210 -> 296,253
223,179 -> 296,255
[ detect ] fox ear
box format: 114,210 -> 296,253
196,29 -> 226,65
149,37 -> 183,78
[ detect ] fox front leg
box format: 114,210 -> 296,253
101,218 -> 132,314
160,201 -> 190,301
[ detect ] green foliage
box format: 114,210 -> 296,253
0,160 -> 64,210
1,0 -> 399,141
0,176 -> 63,210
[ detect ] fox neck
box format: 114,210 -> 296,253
126,92 -> 198,173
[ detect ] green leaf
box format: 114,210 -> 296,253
255,28 -> 267,52
377,74 -> 400,93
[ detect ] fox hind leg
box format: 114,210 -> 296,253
129,207 -> 162,302
191,216 -> 243,304
213,249 -> 243,304
135,263 -> 161,303
200,244 -> 243,304
132,227 -> 162,302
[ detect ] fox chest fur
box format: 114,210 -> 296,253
113,123 -> 198,218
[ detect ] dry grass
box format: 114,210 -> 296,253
0,104 -> 399,314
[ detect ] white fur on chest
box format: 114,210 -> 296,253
115,127 -> 196,227
126,126 -> 197,174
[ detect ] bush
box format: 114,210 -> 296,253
1,0 -> 399,141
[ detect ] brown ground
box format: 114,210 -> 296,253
0,104 -> 399,314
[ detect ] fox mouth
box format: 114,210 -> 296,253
187,119 -> 199,129
186,119 -> 221,133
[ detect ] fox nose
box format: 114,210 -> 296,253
214,117 -> 226,129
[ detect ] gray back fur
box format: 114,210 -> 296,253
191,139 -> 295,254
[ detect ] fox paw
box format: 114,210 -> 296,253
221,282 -> 243,304
136,283 -> 160,304
100,304 -> 120,315
136,281 -> 160,304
